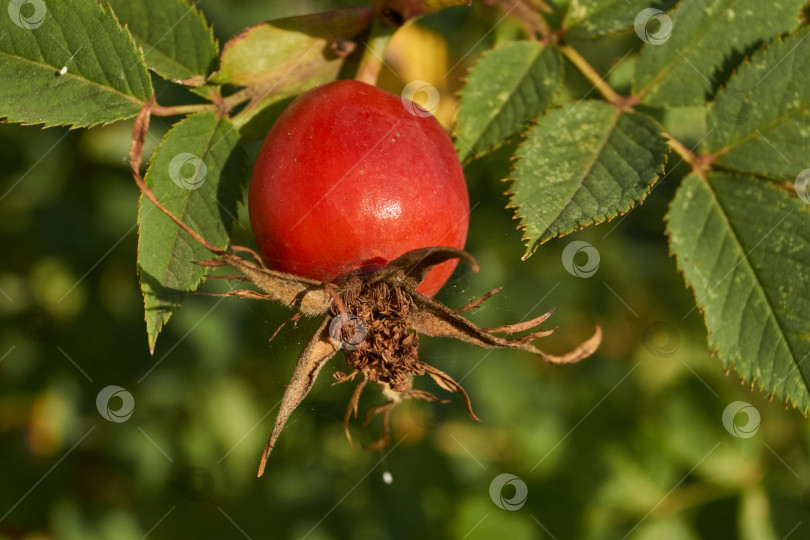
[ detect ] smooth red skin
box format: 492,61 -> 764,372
249,80 -> 469,297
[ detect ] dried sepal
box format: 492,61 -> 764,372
257,317 -> 341,476
421,363 -> 480,421
404,389 -> 448,403
457,287 -> 503,312
229,244 -> 268,268
196,289 -> 274,301
405,289 -> 601,364
192,258 -> 229,268
216,252 -> 334,316
353,378 -> 455,450
364,246 -> 479,290
485,309 -> 554,334
269,312 -> 303,342
541,327 -> 603,364
205,274 -> 250,282
361,381 -> 402,451
190,239 -> 335,316
341,372 -> 366,450
363,400 -> 397,450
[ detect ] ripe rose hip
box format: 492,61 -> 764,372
248,79 -> 469,297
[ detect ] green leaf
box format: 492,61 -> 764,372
211,7 -> 372,136
666,173 -> 810,412
563,0 -> 678,40
0,0 -> 153,128
138,113 -> 247,352
107,0 -> 218,85
633,0 -> 804,107
508,100 -> 668,256
454,40 -> 561,161
210,7 -> 372,86
705,29 -> 810,180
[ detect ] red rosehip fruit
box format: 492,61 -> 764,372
248,80 -> 469,297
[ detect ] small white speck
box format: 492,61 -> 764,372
382,471 -> 393,484
391,138 -> 395,143
59,66 -> 67,75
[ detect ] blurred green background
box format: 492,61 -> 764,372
2,1 -> 809,539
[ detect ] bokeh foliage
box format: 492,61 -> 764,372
1,1 -> 810,539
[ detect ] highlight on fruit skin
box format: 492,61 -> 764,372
129,88 -> 601,479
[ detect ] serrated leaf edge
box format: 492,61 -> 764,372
0,0 -> 154,129
504,106 -> 669,258
136,112 -> 240,352
453,40 -> 564,163
113,0 -> 220,84
706,28 -> 810,166
664,173 -> 810,415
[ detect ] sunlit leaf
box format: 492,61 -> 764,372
666,173 -> 810,412
212,7 -> 372,136
108,0 -> 219,85
633,0 -> 804,107
508,100 -> 668,257
705,28 -> 810,180
454,40 -> 561,161
210,7 -> 372,87
563,0 -> 679,40
138,113 -> 246,352
0,0 -> 152,127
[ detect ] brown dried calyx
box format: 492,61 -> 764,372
248,248 -> 601,476
336,282 -> 421,392
128,99 -> 602,478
